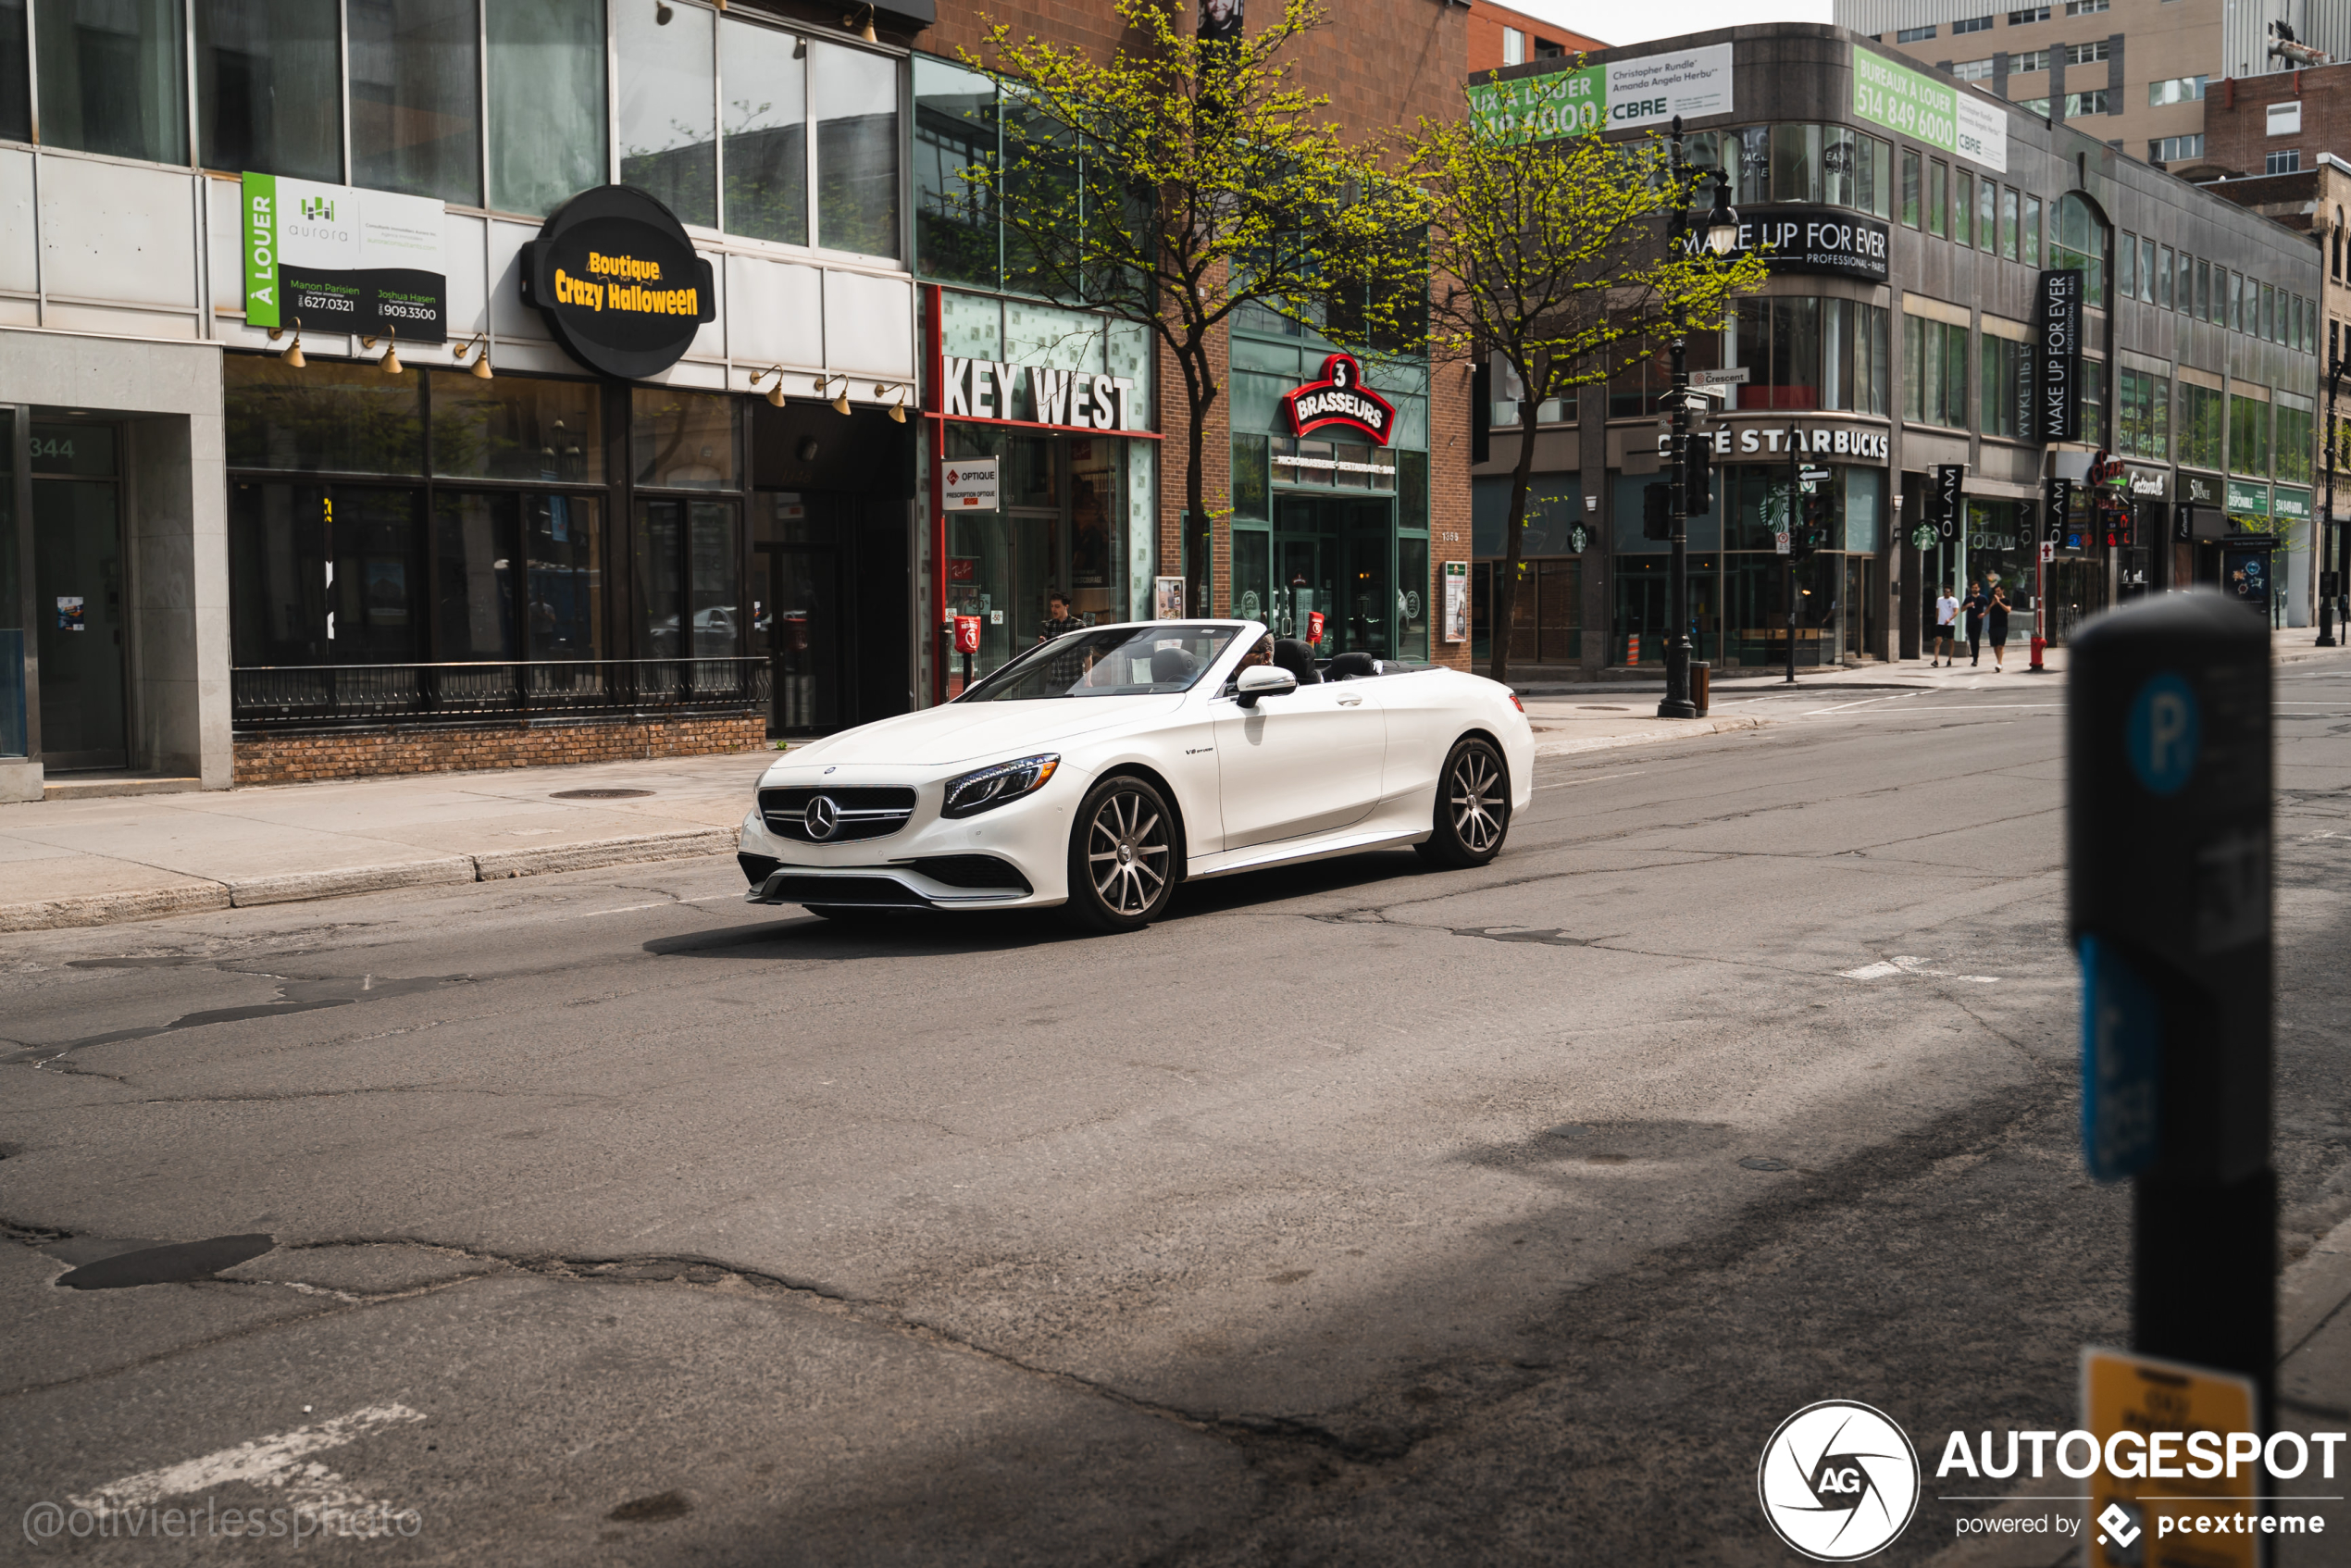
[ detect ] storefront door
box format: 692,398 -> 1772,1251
31,424 -> 129,770
1273,494 -> 1395,656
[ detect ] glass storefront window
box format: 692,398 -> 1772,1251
1975,175 -> 1996,254
350,0 -> 480,206
914,55 -> 998,286
812,39 -> 899,257
689,501 -> 736,657
196,0 -> 341,180
1999,186 -> 2018,260
1,0 -> 26,141
618,0 -> 715,229
525,492 -> 601,657
226,356 -> 425,475
2024,195 -> 2042,266
1952,169 -> 1972,246
2181,383 -> 2224,470
1232,434 -> 1269,520
1397,538 -> 1431,661
1900,148 -> 1920,227
631,389 -> 737,490
487,0 -> 606,218
34,0 -> 184,164
1902,315 -> 1968,429
1981,335 -> 2025,440
1927,160 -> 1947,238
2277,393 -> 2315,485
334,488 -> 427,662
434,491 -> 518,658
2118,367 -> 2170,460
1232,528 -> 1270,624
2229,393 -> 2270,477
1771,123 -> 1819,205
722,15 -> 808,246
430,372 -> 603,483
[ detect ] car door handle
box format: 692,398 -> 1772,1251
1336,694 -> 1362,705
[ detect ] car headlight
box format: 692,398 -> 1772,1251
941,753 -> 1061,818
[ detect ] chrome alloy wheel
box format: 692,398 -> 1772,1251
1086,786 -> 1171,916
1449,747 -> 1506,853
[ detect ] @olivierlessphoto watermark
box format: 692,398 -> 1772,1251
22,1497 -> 421,1547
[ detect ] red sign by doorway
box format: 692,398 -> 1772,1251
1281,354 -> 1397,445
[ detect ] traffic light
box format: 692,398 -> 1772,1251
1685,429 -> 1713,516
1797,486 -> 1834,557
1643,481 -> 1673,541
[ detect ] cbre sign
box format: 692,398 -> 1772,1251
2036,269 -> 2084,445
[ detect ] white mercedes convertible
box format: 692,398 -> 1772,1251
738,620 -> 1534,932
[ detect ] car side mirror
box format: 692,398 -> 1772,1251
1235,665 -> 1298,708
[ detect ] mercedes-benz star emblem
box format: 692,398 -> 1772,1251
803,795 -> 841,840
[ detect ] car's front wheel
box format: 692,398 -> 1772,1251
1415,736 -> 1511,869
1064,775 -> 1179,932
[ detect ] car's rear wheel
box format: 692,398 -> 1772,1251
1415,736 -> 1511,869
1064,775 -> 1178,932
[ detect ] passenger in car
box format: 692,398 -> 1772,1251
1270,639 -> 1321,684
1238,634 -> 1275,670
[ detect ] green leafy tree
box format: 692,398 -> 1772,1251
1403,73 -> 1767,682
963,0 -> 1427,615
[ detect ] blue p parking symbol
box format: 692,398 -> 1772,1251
2125,674 -> 2199,797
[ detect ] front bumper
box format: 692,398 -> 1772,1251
736,769 -> 1076,910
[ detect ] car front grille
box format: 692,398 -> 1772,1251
765,875 -> 930,907
759,786 -> 918,844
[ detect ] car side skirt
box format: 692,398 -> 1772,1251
1186,824 -> 1432,882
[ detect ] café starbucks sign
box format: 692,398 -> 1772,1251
520,186 -> 715,380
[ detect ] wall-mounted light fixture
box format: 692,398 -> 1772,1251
844,4 -> 875,41
752,366 -> 788,406
272,317 -> 306,369
454,333 -> 494,379
361,328 -> 404,376
655,0 -> 672,20
814,373 -> 851,415
791,32 -> 807,56
877,382 -> 908,423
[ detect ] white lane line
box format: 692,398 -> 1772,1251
1839,954 -> 2000,982
579,892 -> 740,917
68,1403 -> 425,1524
1804,695 -> 1915,716
1534,770 -> 1647,791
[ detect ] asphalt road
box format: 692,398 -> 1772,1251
6,658 -> 2351,1567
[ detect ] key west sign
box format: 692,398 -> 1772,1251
940,356 -> 1143,430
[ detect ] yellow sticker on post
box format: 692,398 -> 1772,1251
2082,1346 -> 2259,1568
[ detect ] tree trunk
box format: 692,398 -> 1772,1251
1486,394 -> 1540,686
1179,337 -> 1216,619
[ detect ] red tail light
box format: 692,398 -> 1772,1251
1509,692 -> 1525,712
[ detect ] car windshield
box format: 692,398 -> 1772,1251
961,625 -> 1241,701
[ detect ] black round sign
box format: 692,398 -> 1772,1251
519,185 -> 716,380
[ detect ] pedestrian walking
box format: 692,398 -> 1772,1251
1961,580 -> 1986,666
1985,581 -> 2012,670
1932,585 -> 1959,666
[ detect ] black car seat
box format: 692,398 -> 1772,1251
1271,639 -> 1322,684
1150,645 -> 1200,684
1325,651 -> 1379,680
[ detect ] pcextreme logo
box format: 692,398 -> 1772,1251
1758,1401 -> 1922,1561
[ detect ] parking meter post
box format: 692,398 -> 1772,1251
1785,430 -> 1800,685
2068,591 -> 2275,1429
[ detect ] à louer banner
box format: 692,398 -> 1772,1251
1851,46 -> 2009,173
1468,44 -> 1733,143
242,173 -> 448,342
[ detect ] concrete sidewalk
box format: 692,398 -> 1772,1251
1513,625 -> 2351,699
0,750 -> 778,933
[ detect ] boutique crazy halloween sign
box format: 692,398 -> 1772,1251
520,185 -> 715,380
1282,354 -> 1397,445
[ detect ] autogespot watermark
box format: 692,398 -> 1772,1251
1760,1402 -> 2347,1561
22,1497 -> 421,1547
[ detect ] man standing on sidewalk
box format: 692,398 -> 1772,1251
1932,583 -> 1959,666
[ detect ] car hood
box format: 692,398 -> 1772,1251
775,695 -> 1187,769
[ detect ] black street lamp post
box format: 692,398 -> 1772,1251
2323,352 -> 2345,646
1658,118 -> 1738,721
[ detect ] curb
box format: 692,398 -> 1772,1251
0,827 -> 745,934
1531,716 -> 1770,759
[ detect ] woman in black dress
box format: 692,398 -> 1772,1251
1985,582 -> 2012,670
